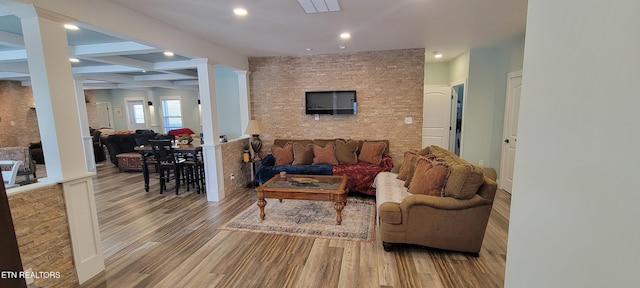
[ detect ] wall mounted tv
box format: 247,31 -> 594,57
305,90 -> 357,115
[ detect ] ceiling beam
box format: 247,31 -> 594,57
0,49 -> 26,62
0,30 -> 24,48
81,55 -> 154,71
71,41 -> 157,57
133,73 -> 196,81
72,65 -> 144,74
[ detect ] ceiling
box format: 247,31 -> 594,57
0,0 -> 528,90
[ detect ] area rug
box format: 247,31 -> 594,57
218,196 -> 376,242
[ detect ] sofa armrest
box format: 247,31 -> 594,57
379,202 -> 402,224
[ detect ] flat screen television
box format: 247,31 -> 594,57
305,90 -> 357,115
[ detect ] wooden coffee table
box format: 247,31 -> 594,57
256,174 -> 348,225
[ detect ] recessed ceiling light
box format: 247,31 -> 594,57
306,48 -> 313,51
339,45 -> 346,49
64,23 -> 79,30
69,58 -> 80,63
340,32 -> 351,40
433,52 -> 443,59
234,7 -> 248,16
164,51 -> 175,57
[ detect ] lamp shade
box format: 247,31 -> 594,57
244,120 -> 265,135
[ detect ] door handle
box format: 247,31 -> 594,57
504,139 -> 509,144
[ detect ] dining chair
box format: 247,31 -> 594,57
148,140 -> 183,194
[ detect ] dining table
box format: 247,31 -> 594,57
134,142 -> 204,193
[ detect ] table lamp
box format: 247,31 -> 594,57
244,119 -> 266,160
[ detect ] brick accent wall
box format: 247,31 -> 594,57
8,184 -> 78,288
220,138 -> 251,196
248,49 -> 425,162
0,80 -> 99,147
0,81 -> 40,147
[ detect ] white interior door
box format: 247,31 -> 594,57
96,102 -> 113,128
500,71 -> 523,193
422,86 -> 452,149
126,100 -> 147,130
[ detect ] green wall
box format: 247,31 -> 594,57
153,88 -> 200,134
214,65 -> 242,140
90,66 -> 243,139
463,35 -> 525,171
421,34 -> 525,173
449,52 -> 470,84
424,61 -> 449,85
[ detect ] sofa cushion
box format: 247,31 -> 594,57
271,143 -> 294,166
425,145 -> 485,200
292,143 -> 313,165
313,142 -> 338,165
397,150 -> 418,181
444,164 -> 485,199
358,141 -> 386,165
274,139 -> 313,148
335,140 -> 358,164
357,140 -> 390,155
408,158 -> 450,196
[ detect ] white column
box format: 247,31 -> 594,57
18,6 -> 86,180
16,5 -> 104,284
74,78 -> 96,173
235,70 -> 250,136
197,60 -> 225,201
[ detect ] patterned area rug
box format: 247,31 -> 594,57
219,196 -> 376,242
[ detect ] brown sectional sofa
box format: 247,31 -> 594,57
375,145 -> 497,255
256,138 -> 394,195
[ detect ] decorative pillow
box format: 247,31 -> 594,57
292,142 -> 313,165
313,142 -> 338,165
404,154 -> 436,188
358,141 -> 386,165
271,143 -> 294,166
335,140 -> 358,163
397,150 -> 418,181
408,158 -> 450,196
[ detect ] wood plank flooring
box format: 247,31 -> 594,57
80,163 -> 510,288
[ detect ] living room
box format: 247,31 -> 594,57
2,1 -> 639,288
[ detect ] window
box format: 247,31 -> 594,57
132,104 -> 145,124
161,97 -> 183,133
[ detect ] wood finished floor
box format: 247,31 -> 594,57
80,163 -> 510,288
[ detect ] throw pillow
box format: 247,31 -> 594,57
358,141 -> 386,165
313,142 -> 338,165
335,140 -> 358,164
397,150 -> 418,181
271,143 -> 294,166
408,158 -> 450,196
292,142 -> 314,165
404,154 -> 436,188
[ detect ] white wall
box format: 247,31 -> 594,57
504,1 -> 640,287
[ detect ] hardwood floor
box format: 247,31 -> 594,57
81,163 -> 510,288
